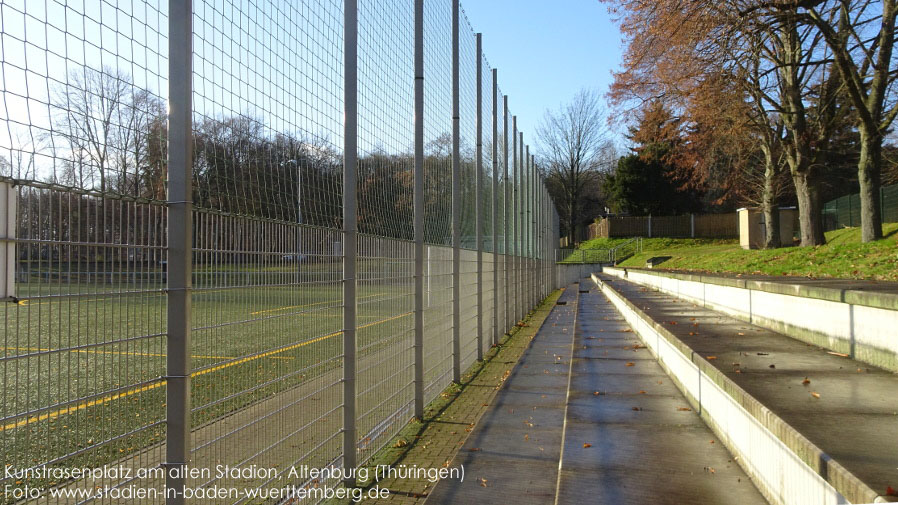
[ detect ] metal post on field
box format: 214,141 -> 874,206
691,213 -> 695,238
475,33 -> 483,361
166,2 -> 192,503
491,69 -> 498,346
503,96 -> 509,334
451,0 -> 461,384
412,0 -> 424,420
648,214 -> 652,238
342,0 -> 359,480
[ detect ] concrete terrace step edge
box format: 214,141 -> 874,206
602,267 -> 898,373
590,273 -> 895,505
613,267 -> 898,311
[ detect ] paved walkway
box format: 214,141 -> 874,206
426,282 -> 765,505
597,272 -> 898,501
341,290 -> 563,505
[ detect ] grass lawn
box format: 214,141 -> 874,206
576,223 -> 898,281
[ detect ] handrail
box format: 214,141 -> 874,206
609,237 -> 643,264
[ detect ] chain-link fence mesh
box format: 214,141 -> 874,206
1,1 -> 561,503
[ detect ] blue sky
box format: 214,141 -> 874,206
462,0 -> 624,144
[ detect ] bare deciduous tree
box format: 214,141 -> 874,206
536,89 -> 615,244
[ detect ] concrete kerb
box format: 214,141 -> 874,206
590,272 -> 892,505
620,267 -> 898,312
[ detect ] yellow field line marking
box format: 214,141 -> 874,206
2,380 -> 167,432
1,311 -> 411,432
16,290 -> 384,310
2,346 -> 229,360
249,292 -> 385,316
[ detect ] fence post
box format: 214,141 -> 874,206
512,115 -> 517,325
690,213 -> 695,238
648,214 -> 652,238
491,69 -> 498,346
475,32 -> 483,361
413,0 -> 424,420
522,146 -> 527,304
503,96 -> 509,333
514,128 -> 524,323
451,0 -> 461,383
0,182 -> 15,299
342,0 -> 359,479
166,2 -> 193,503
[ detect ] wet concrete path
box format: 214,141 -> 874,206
426,282 -> 766,505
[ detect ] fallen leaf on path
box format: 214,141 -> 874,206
480,478 -> 488,487
677,407 -> 692,411
625,362 -> 635,367
827,351 -> 849,357
468,447 -> 481,452
802,378 -> 811,385
583,443 -> 592,448
706,356 -> 717,360
631,407 -> 642,411
810,392 -> 821,398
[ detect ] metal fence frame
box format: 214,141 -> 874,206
1,1 -> 563,504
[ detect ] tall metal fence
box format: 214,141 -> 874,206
0,1 -> 561,504
822,183 -> 898,231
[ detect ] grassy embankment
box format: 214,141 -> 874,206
576,222 -> 898,281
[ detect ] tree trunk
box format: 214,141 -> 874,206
858,132 -> 884,242
762,204 -> 781,249
792,170 -> 826,246
761,156 -> 781,249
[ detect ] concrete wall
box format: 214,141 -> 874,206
555,263 -> 604,287
592,274 -> 879,505
603,267 -> 898,373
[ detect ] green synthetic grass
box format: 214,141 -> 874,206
577,223 -> 898,281
2,268 -> 452,502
